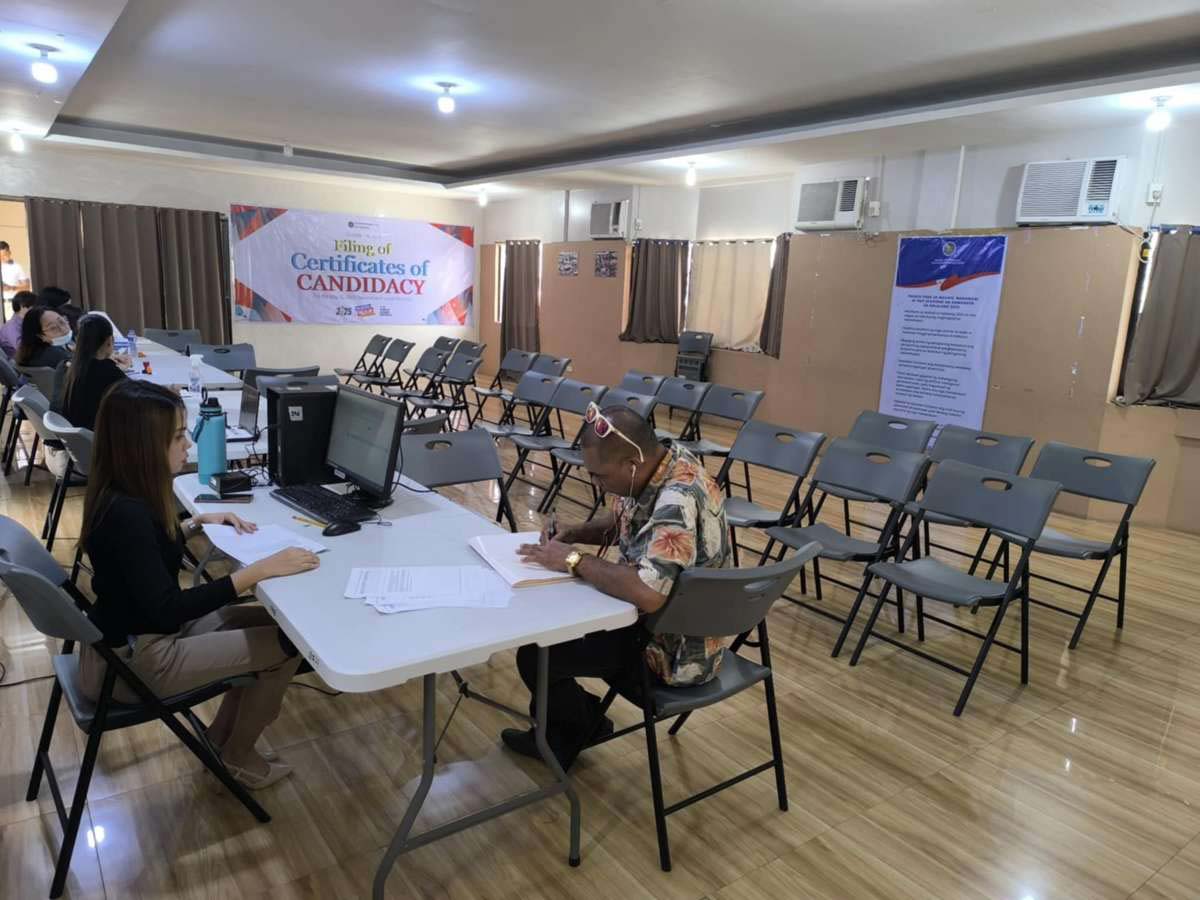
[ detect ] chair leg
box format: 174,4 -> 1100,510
757,624 -> 788,812
2,411 -> 19,474
842,498 -> 852,536
643,708 -> 672,871
967,528 -> 993,576
1117,539 -> 1128,631
47,462 -> 73,551
1020,570 -> 1030,685
847,579 -> 897,666
953,596 -> 1013,717
25,681 -> 63,802
922,519 -> 931,556
25,434 -> 40,486
42,475 -> 62,539
916,595 -> 926,642
832,572 -> 877,658
1068,553 -> 1116,650
666,712 -> 691,736
729,526 -> 740,566
50,715 -> 104,898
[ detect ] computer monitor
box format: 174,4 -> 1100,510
325,386 -> 405,506
239,384 -> 260,434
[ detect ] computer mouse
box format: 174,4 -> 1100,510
322,520 -> 362,537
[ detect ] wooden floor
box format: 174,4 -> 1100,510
3,400 -> 1200,899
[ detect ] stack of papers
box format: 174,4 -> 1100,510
203,524 -> 327,565
346,565 -> 513,614
468,532 -> 575,587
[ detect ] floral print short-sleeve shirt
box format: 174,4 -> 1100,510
616,443 -> 731,687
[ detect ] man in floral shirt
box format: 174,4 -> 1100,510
505,404 -> 731,770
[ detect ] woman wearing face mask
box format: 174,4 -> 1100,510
15,305 -> 73,369
78,379 -> 321,788
61,313 -> 132,430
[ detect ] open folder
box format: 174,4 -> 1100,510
468,532 -> 575,588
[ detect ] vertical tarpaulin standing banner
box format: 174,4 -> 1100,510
230,205 -> 474,325
879,235 -> 1008,429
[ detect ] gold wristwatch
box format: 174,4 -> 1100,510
564,550 -> 584,577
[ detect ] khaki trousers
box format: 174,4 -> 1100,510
80,605 -> 301,754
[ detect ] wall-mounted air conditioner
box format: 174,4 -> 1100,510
794,177 -> 865,231
590,200 -> 629,239
1016,156 -> 1125,224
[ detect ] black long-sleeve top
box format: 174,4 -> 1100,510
86,493 -> 236,645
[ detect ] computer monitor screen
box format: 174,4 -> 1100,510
239,385 -> 260,433
325,387 -> 404,499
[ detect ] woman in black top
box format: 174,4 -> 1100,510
14,306 -> 72,369
78,380 -> 320,789
61,314 -> 131,430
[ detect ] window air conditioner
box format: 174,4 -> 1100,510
794,177 -> 865,231
589,200 -> 629,239
1016,157 -> 1125,225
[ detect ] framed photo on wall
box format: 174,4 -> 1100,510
557,250 -> 579,276
594,249 -> 618,278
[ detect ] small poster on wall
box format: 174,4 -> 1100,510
594,249 -> 618,278
557,250 -> 579,277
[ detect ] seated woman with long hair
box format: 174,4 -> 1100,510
79,380 -> 320,788
15,305 -> 72,369
61,313 -> 131,430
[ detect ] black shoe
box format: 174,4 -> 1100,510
586,716 -> 614,747
500,727 -> 544,762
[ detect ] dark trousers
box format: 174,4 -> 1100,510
516,623 -> 643,768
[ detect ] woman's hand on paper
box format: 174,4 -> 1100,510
199,511 -> 258,533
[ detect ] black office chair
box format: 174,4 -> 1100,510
398,429 -> 518,530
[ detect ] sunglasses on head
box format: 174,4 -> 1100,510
585,402 -> 644,463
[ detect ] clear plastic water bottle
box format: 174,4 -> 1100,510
126,329 -> 137,360
188,354 -> 202,395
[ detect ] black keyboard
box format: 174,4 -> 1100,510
271,484 -> 375,524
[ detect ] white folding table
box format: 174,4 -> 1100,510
128,354 -> 244,390
173,474 -> 637,898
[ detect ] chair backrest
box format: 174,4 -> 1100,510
441,354 -> 483,383
656,376 -> 711,413
0,562 -> 101,644
920,460 -> 1062,543
677,331 -> 713,357
411,347 -> 450,377
16,365 -> 57,401
596,387 -> 656,419
814,438 -> 930,505
530,355 -> 571,377
548,379 -> 607,415
13,384 -> 56,442
42,411 -> 94,476
618,370 -> 667,397
0,354 -> 22,390
432,336 -> 460,353
382,338 -> 415,365
400,428 -> 504,488
847,410 -> 936,453
929,425 -> 1034,475
727,421 -> 826,478
187,343 -> 257,372
144,328 -> 202,353
403,413 -> 449,435
1027,442 -> 1156,507
0,515 -> 70,586
646,547 -> 819,638
497,349 -> 538,377
512,371 -> 564,406
456,340 -> 485,358
243,366 -> 320,390
698,384 -> 764,423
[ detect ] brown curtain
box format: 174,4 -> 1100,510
759,233 -> 790,358
157,208 -> 230,342
502,240 -> 540,355
621,239 -> 688,343
25,198 -> 83,300
80,202 -> 163,333
1121,229 -> 1200,405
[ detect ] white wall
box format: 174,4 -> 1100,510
0,143 -> 484,373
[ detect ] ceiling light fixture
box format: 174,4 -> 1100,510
436,82 -> 457,114
685,161 -> 697,187
9,131 -> 26,153
29,44 -> 59,84
477,190 -> 489,208
1146,96 -> 1172,132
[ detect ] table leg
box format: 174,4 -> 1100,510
534,644 -> 582,866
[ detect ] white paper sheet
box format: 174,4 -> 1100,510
347,565 -> 513,614
203,523 -> 326,566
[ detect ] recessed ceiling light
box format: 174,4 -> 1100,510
29,44 -> 58,84
1146,96 -> 1172,132
436,82 -> 457,114
10,131 -> 26,153
685,162 -> 697,187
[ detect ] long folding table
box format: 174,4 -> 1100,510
173,474 -> 637,898
128,338 -> 244,390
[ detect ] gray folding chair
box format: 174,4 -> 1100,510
455,339 -> 486,358
985,442 -> 1155,649
403,413 -> 449,435
0,528 -> 270,899
399,429 -> 517,530
12,384 -> 60,491
475,371 -> 564,440
242,365 -> 319,390
500,380 -> 607,506
653,376 -> 712,441
40,412 -> 92,551
471,348 -> 538,423
585,546 -> 819,872
390,346 -> 451,400
712,421 -> 826,566
334,333 -> 391,383
16,364 -> 59,405
0,354 -> 24,474
540,388 -> 657,518
674,330 -> 713,381
618,370 -> 667,397
403,354 -> 485,428
847,461 -> 1062,716
673,384 -> 764,459
431,335 -> 461,353
816,410 -> 937,536
186,343 -> 257,375
529,354 -> 571,377
347,338 -> 415,392
761,439 -> 930,650
143,328 -> 202,353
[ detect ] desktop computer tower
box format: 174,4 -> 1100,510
261,377 -> 338,486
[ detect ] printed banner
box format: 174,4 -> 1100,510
879,235 -> 1008,429
230,205 -> 474,325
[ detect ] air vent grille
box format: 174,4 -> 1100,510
1019,160 -> 1087,218
838,179 -> 859,213
1086,159 -> 1118,202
